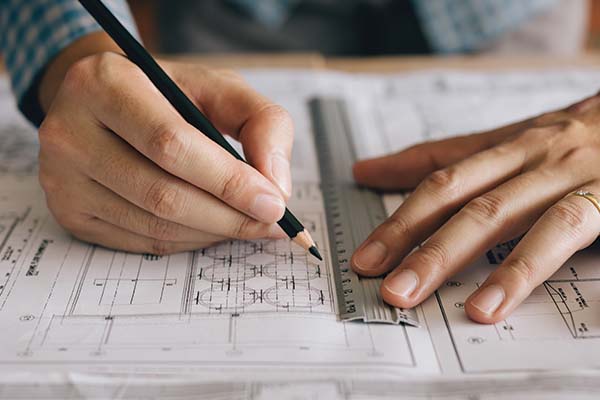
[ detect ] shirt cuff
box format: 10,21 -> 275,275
0,0 -> 139,126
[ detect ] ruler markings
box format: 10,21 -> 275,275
309,97 -> 418,326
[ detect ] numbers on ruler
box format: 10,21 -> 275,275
345,300 -> 356,314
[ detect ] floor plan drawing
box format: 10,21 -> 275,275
4,70 -> 600,396
65,182 -> 334,318
431,248 -> 600,373
0,179 -> 435,378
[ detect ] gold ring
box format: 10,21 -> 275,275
570,190 -> 600,215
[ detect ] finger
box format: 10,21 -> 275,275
174,68 -> 294,198
353,118 -> 533,190
83,54 -> 285,223
465,184 -> 600,324
237,104 -> 294,199
82,180 -> 229,243
380,164 -> 590,309
565,93 -> 600,115
351,138 -> 531,277
66,120 -> 281,240
71,216 -> 212,255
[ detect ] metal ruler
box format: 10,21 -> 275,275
309,97 -> 418,326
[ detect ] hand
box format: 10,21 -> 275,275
38,52 -> 293,254
351,94 -> 600,324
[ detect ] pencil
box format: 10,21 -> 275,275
78,0 -> 322,261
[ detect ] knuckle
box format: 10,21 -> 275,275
92,151 -> 121,183
146,217 -> 178,241
37,169 -> 60,195
93,52 -> 123,85
504,255 -> 537,287
532,111 -> 559,126
519,127 -> 547,142
546,200 -> 589,237
487,142 -> 514,158
147,123 -> 188,169
62,55 -> 96,91
260,104 -> 293,128
149,239 -> 175,256
230,216 -> 256,239
422,168 -> 462,199
463,193 -> 506,226
99,200 -> 130,227
38,117 -> 66,155
557,145 -> 593,164
92,53 -> 139,103
559,118 -> 586,135
54,211 -> 83,233
218,167 -> 247,203
261,103 -> 291,120
216,68 -> 244,82
143,179 -> 185,219
382,216 -> 412,238
69,230 -> 90,245
521,125 -> 563,150
415,240 -> 451,270
268,104 -> 294,139
45,199 -> 89,239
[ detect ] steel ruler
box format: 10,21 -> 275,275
309,97 -> 418,326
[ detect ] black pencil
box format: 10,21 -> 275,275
78,0 -> 322,261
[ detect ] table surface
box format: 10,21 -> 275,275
2,53 -> 600,76
167,52 -> 600,72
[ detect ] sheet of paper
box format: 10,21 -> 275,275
2,68 -> 600,398
0,74 -> 439,382
350,68 -> 600,375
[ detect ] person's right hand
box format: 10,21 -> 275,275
38,52 -> 293,254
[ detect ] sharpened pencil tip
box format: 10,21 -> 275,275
309,246 -> 323,261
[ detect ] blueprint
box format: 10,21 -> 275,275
2,70 -> 600,397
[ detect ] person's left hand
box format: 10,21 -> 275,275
350,93 -> 600,324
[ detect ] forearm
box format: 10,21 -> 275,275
39,32 -> 121,112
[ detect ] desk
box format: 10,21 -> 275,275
3,52 -> 600,78
165,52 -> 600,73
1,53 -> 600,398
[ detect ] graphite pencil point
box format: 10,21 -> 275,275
309,246 -> 323,261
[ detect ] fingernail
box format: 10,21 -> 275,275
383,269 -> 419,298
470,284 -> 505,315
250,194 -> 285,223
353,241 -> 388,270
270,154 -> 291,198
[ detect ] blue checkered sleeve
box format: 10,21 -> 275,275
411,0 -> 559,53
230,0 -> 560,53
0,0 -> 138,125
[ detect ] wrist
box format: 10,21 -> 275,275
38,32 -> 121,112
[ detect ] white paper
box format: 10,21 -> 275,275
2,68 -> 600,398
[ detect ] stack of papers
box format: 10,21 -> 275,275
0,69 -> 600,399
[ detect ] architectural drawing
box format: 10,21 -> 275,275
429,248 -> 600,373
3,69 -> 600,395
0,180 -> 432,377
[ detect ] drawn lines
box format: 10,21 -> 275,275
544,279 -> 600,339
192,233 -> 331,315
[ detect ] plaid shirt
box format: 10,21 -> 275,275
229,0 -> 559,52
412,0 -> 559,53
0,0 -> 559,124
0,0 -> 137,125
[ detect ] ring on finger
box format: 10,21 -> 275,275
569,190 -> 600,215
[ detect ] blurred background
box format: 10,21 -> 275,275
126,0 -> 598,57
